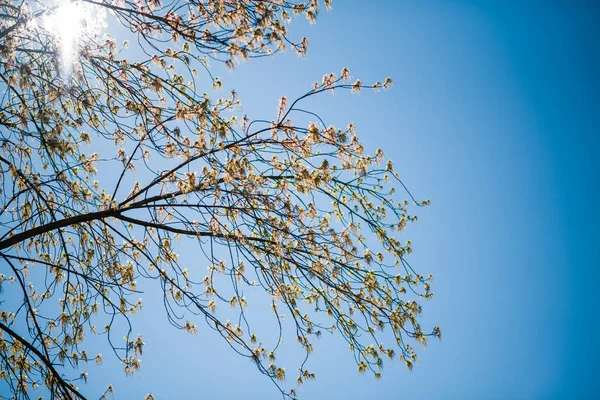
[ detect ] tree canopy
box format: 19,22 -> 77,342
0,0 -> 439,398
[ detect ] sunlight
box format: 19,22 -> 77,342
43,1 -> 93,76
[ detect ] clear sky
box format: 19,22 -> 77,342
8,1 -> 599,399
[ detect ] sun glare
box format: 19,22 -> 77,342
43,1 -> 96,76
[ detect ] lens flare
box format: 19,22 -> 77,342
43,1 -> 104,77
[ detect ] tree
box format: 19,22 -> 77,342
0,0 -> 439,398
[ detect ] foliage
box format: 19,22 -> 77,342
0,0 -> 439,398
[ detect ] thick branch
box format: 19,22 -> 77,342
0,209 -> 120,250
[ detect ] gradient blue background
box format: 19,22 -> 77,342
15,1 -> 600,399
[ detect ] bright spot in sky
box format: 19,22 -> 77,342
44,1 -> 92,76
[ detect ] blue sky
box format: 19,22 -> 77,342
104,2 -> 598,399
4,1 -> 599,399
